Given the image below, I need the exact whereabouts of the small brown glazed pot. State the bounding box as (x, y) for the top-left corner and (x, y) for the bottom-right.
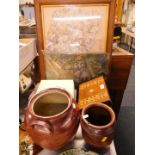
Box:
(24, 88), (80, 149)
(81, 103), (116, 148)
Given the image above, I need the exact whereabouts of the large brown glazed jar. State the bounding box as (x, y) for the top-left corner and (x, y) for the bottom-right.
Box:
(81, 103), (116, 148)
(24, 88), (80, 149)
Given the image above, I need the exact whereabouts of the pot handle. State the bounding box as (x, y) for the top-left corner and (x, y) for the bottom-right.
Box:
(30, 120), (53, 135)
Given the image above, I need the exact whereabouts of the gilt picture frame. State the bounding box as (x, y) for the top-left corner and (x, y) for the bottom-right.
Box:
(41, 4), (109, 54)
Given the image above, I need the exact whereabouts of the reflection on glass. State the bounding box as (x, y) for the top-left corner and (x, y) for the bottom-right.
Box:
(53, 16), (101, 21)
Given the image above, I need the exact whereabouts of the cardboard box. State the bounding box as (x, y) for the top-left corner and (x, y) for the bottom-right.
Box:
(19, 38), (37, 74)
(36, 80), (75, 98)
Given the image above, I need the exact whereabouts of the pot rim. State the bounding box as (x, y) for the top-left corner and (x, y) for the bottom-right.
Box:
(81, 103), (115, 129)
(28, 88), (72, 119)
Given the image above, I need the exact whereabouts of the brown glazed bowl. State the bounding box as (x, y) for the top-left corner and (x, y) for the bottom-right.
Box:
(80, 103), (116, 148)
(24, 88), (80, 149)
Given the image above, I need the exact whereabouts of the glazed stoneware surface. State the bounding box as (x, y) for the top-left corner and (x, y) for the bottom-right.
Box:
(81, 103), (116, 148)
(25, 88), (80, 149)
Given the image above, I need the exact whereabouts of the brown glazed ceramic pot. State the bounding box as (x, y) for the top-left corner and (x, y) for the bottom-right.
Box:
(24, 88), (80, 149)
(81, 103), (116, 148)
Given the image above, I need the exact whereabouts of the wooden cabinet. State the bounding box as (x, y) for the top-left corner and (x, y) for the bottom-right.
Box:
(107, 47), (134, 117)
